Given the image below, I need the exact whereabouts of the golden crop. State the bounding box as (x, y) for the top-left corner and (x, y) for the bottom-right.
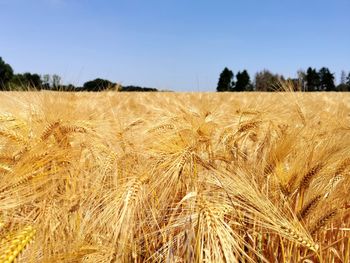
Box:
(0, 90), (349, 262)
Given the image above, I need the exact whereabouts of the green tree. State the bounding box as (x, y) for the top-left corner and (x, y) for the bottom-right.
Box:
(340, 70), (347, 84)
(337, 72), (350, 91)
(234, 70), (250, 91)
(27, 73), (42, 88)
(120, 85), (157, 92)
(42, 74), (51, 89)
(346, 73), (350, 86)
(0, 57), (14, 90)
(217, 67), (233, 92)
(336, 83), (349, 91)
(305, 67), (320, 91)
(11, 73), (42, 90)
(318, 67), (335, 91)
(52, 74), (61, 90)
(83, 78), (114, 91)
(297, 70), (307, 91)
(254, 70), (282, 91)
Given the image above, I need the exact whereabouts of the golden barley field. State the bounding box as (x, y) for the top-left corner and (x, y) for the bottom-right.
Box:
(0, 90), (349, 263)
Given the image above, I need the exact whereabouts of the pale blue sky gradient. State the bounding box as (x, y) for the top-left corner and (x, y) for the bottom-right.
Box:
(0, 0), (349, 91)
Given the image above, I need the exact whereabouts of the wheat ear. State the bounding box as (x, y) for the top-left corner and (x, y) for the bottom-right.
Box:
(297, 195), (322, 220)
(300, 164), (323, 190)
(310, 209), (337, 235)
(279, 225), (319, 252)
(0, 129), (26, 144)
(41, 121), (60, 141)
(0, 226), (36, 263)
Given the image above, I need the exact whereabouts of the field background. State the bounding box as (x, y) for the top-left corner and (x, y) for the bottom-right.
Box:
(0, 91), (349, 262)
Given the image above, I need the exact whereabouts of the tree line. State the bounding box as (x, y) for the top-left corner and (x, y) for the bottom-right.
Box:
(217, 67), (350, 92)
(1, 56), (349, 92)
(0, 57), (158, 92)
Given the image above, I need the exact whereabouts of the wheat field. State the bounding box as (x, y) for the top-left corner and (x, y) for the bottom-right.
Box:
(0, 90), (349, 262)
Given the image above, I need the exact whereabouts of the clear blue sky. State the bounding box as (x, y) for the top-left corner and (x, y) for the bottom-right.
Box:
(1, 0), (349, 91)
